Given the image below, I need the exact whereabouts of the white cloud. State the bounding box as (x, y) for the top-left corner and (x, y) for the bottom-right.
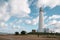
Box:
(45, 15), (60, 25)
(52, 22), (60, 33)
(25, 16), (39, 25)
(49, 15), (60, 19)
(9, 0), (31, 18)
(0, 22), (8, 28)
(4, 15), (10, 22)
(45, 16), (60, 33)
(0, 0), (31, 29)
(48, 20), (57, 25)
(13, 25), (19, 29)
(40, 14), (60, 33)
(12, 25), (27, 32)
(0, 2), (10, 22)
(0, 0), (31, 22)
(45, 15), (60, 26)
(0, 0), (31, 33)
(44, 16), (47, 20)
(25, 20), (31, 24)
(31, 16), (39, 25)
(55, 29), (60, 33)
(52, 21), (60, 28)
(37, 0), (60, 8)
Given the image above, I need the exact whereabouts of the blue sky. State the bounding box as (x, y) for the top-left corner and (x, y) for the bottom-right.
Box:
(0, 0), (60, 34)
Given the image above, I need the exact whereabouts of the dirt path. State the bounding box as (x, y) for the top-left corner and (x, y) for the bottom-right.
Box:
(0, 35), (60, 40)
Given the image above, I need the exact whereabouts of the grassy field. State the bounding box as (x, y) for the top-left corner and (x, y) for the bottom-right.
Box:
(0, 35), (60, 40)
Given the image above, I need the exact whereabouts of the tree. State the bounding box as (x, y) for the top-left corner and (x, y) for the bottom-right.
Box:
(15, 32), (19, 35)
(21, 31), (26, 35)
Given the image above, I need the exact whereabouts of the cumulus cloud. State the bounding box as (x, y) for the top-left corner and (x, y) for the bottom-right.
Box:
(25, 16), (39, 25)
(45, 15), (60, 33)
(0, 0), (31, 22)
(55, 29), (60, 33)
(37, 0), (60, 8)
(49, 15), (60, 19)
(0, 2), (10, 22)
(52, 21), (60, 29)
(46, 15), (60, 24)
(9, 0), (31, 17)
(49, 20), (60, 33)
(0, 22), (8, 28)
(31, 16), (39, 25)
(25, 20), (31, 24)
(0, 0), (31, 25)
(0, 0), (31, 33)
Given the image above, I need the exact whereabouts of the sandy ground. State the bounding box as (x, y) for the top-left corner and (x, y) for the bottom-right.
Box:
(0, 35), (60, 40)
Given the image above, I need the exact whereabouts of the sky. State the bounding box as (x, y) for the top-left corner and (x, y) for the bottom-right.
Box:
(0, 0), (60, 34)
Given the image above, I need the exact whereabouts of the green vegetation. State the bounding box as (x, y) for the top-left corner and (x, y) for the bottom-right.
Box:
(14, 31), (60, 36)
(21, 31), (26, 35)
(28, 32), (60, 35)
(15, 32), (19, 35)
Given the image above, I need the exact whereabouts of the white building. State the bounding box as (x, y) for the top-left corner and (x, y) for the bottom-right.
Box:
(38, 7), (44, 32)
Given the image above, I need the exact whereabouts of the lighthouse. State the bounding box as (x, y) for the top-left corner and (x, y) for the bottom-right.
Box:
(38, 7), (44, 32)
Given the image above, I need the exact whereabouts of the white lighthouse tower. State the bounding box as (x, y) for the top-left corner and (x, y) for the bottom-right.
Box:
(38, 7), (44, 32)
